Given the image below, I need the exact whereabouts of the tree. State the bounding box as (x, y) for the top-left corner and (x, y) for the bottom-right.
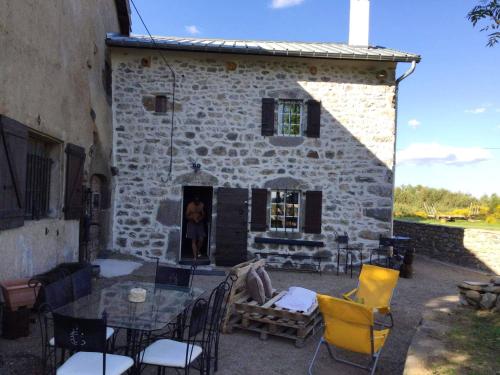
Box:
(467, 0), (500, 47)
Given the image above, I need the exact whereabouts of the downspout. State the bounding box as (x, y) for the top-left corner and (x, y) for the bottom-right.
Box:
(391, 60), (417, 235)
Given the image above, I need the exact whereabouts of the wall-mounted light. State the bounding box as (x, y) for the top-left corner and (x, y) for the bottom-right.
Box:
(191, 162), (201, 173)
(375, 70), (387, 80)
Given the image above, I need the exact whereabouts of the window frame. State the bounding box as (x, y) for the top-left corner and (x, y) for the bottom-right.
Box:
(270, 189), (301, 233)
(276, 100), (303, 137)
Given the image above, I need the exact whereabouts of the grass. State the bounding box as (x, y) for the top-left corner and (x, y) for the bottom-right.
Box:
(396, 217), (500, 231)
(432, 309), (500, 375)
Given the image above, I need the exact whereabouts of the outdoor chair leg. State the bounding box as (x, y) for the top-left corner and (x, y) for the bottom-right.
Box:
(336, 250), (340, 275)
(308, 337), (323, 375)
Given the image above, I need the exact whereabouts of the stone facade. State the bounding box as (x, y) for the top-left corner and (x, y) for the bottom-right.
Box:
(110, 49), (399, 270)
(394, 220), (500, 274)
(0, 1), (127, 280)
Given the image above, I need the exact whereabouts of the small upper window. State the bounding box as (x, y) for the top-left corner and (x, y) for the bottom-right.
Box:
(155, 95), (168, 113)
(277, 100), (302, 136)
(270, 190), (300, 232)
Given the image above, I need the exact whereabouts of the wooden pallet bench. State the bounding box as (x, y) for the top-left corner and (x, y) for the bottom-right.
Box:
(222, 258), (322, 347)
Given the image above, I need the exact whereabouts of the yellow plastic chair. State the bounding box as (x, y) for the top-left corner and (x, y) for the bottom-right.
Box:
(343, 264), (399, 327)
(308, 294), (390, 375)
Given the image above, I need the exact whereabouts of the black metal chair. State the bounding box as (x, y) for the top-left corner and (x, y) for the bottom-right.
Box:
(155, 260), (196, 289)
(52, 312), (133, 375)
(140, 297), (210, 375)
(369, 236), (394, 267)
(201, 279), (232, 374)
(335, 232), (349, 276)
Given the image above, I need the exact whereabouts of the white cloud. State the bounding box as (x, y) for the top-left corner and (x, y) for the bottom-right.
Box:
(270, 0), (304, 9)
(185, 25), (200, 35)
(465, 107), (486, 114)
(397, 143), (492, 166)
(407, 119), (420, 129)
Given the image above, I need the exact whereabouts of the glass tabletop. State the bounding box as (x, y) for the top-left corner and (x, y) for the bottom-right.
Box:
(54, 281), (204, 332)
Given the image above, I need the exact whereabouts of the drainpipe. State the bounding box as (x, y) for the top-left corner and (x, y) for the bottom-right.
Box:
(391, 60), (417, 235)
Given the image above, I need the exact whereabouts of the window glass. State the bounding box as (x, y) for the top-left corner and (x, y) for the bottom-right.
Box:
(277, 100), (302, 136)
(270, 189), (300, 232)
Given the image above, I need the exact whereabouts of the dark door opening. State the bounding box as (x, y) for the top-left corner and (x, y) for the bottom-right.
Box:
(181, 186), (213, 262)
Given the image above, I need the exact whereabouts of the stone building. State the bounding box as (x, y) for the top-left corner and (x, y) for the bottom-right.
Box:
(107, 29), (420, 270)
(0, 0), (130, 280)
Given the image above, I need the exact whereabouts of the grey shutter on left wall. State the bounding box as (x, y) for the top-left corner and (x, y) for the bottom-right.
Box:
(306, 100), (321, 138)
(64, 144), (86, 220)
(261, 98), (275, 136)
(304, 191), (322, 234)
(0, 115), (28, 230)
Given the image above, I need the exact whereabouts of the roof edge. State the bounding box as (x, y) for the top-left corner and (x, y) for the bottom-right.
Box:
(105, 34), (421, 63)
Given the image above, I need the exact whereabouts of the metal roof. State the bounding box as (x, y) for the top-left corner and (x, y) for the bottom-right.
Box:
(106, 33), (421, 63)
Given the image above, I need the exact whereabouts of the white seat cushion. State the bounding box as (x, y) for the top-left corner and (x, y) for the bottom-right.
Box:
(56, 352), (133, 375)
(140, 339), (203, 368)
(49, 327), (114, 346)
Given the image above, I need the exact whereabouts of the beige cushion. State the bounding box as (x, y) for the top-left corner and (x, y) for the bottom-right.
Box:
(246, 268), (266, 304)
(256, 266), (273, 299)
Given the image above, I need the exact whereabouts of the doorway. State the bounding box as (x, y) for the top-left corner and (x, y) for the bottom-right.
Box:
(180, 186), (213, 262)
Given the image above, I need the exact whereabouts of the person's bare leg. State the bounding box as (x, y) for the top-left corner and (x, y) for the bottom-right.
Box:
(192, 239), (198, 258)
(197, 238), (204, 257)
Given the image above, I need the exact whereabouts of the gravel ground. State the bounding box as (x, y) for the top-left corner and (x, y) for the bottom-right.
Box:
(0, 257), (491, 375)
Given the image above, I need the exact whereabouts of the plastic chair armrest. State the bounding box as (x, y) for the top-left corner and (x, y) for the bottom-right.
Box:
(343, 288), (357, 301)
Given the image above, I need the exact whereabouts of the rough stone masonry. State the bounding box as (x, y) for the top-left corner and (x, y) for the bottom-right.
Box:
(110, 49), (398, 270)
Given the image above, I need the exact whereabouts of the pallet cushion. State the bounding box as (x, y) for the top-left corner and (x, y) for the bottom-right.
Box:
(256, 266), (273, 298)
(246, 268), (266, 304)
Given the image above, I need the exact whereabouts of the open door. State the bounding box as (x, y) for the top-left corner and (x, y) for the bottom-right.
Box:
(215, 187), (248, 266)
(180, 186), (213, 263)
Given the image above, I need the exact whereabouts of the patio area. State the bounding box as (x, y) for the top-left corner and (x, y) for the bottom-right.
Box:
(0, 256), (490, 375)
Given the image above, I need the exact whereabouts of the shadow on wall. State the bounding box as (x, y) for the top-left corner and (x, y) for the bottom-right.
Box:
(112, 54), (398, 262)
(394, 220), (500, 274)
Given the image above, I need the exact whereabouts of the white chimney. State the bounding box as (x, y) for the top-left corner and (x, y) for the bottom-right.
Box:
(349, 0), (370, 46)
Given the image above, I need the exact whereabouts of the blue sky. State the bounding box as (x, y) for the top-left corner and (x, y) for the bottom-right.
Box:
(130, 0), (500, 197)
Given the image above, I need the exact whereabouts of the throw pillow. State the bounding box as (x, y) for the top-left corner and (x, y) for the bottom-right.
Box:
(246, 268), (266, 305)
(256, 266), (273, 299)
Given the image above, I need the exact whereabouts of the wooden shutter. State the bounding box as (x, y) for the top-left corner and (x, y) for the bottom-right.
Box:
(304, 191), (322, 234)
(261, 98), (275, 136)
(64, 144), (85, 220)
(250, 189), (267, 231)
(215, 188), (248, 266)
(0, 115), (28, 230)
(306, 100), (321, 138)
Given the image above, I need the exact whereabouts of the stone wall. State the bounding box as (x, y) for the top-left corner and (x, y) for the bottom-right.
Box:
(0, 1), (122, 280)
(394, 220), (500, 274)
(110, 49), (398, 269)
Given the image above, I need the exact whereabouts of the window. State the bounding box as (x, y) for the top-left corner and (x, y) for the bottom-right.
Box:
(277, 100), (302, 136)
(155, 95), (168, 113)
(270, 190), (300, 232)
(25, 136), (53, 220)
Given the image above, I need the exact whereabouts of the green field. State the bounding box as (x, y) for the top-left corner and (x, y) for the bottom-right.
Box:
(396, 217), (500, 231)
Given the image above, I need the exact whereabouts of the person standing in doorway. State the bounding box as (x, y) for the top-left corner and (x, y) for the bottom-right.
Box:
(185, 195), (206, 259)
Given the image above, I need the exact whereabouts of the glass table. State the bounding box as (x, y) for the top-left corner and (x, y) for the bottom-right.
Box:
(54, 281), (204, 373)
(54, 281), (204, 331)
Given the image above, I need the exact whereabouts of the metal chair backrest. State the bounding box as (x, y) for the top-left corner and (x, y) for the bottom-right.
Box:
(317, 294), (376, 355)
(182, 298), (209, 367)
(356, 264), (399, 309)
(335, 232), (349, 250)
(379, 236), (394, 248)
(206, 280), (231, 337)
(71, 265), (92, 300)
(155, 260), (195, 288)
(53, 312), (108, 373)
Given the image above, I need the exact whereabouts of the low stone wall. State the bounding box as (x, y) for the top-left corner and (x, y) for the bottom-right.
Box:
(394, 220), (500, 274)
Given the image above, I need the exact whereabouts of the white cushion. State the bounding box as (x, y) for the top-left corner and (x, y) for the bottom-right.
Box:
(56, 352), (133, 375)
(140, 339), (203, 368)
(49, 327), (114, 346)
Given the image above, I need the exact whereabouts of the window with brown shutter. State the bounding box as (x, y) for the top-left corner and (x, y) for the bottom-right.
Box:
(261, 98), (275, 136)
(306, 100), (321, 138)
(251, 188), (268, 231)
(64, 144), (86, 220)
(0, 115), (28, 230)
(304, 190), (322, 233)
